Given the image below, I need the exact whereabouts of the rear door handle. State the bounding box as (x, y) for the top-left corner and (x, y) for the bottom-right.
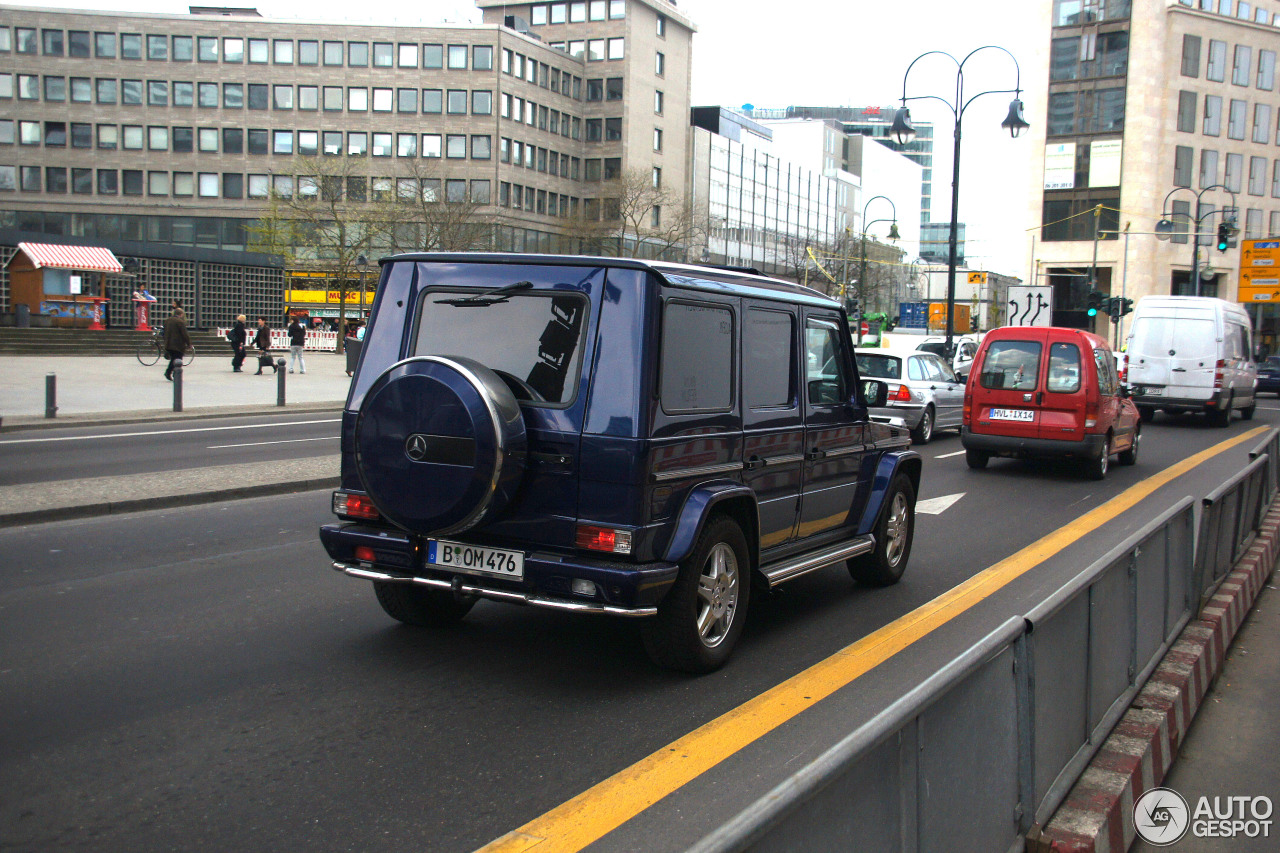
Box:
(745, 455), (765, 470)
(805, 448), (826, 461)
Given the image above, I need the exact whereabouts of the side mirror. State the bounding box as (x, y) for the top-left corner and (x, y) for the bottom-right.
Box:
(861, 379), (888, 408)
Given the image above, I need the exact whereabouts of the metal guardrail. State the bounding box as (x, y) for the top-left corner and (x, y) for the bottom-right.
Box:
(690, 429), (1279, 853)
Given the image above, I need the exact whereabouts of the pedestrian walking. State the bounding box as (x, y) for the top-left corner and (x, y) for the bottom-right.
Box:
(228, 314), (247, 372)
(253, 316), (277, 375)
(287, 316), (307, 374)
(161, 307), (190, 381)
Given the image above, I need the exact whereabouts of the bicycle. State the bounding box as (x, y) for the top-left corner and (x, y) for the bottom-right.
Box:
(136, 330), (195, 366)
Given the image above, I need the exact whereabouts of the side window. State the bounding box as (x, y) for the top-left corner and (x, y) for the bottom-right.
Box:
(804, 319), (849, 405)
(907, 356), (927, 382)
(1093, 348), (1116, 396)
(980, 340), (1042, 390)
(660, 300), (734, 413)
(744, 307), (795, 409)
(1046, 342), (1082, 393)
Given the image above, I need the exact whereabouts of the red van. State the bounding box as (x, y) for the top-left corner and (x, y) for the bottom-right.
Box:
(961, 326), (1140, 479)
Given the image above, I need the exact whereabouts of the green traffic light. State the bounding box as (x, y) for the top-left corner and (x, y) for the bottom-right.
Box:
(1087, 307), (1098, 317)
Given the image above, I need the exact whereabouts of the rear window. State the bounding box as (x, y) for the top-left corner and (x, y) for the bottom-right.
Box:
(856, 353), (902, 380)
(661, 300), (734, 413)
(916, 341), (946, 357)
(1046, 342), (1081, 393)
(414, 291), (588, 405)
(980, 340), (1042, 390)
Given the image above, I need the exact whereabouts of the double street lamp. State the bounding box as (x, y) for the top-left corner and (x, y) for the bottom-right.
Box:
(856, 196), (899, 341)
(892, 46), (1030, 355)
(1154, 184), (1238, 297)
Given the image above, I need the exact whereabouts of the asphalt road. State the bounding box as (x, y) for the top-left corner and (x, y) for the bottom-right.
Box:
(0, 412), (343, 487)
(0, 405), (1276, 852)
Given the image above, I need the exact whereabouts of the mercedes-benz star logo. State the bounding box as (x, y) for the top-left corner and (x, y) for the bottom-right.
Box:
(405, 434), (430, 462)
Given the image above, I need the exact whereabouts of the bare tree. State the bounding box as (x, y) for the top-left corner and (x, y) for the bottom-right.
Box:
(599, 168), (706, 260)
(388, 159), (493, 252)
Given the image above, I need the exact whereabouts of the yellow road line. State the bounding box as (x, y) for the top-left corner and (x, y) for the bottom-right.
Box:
(478, 426), (1268, 853)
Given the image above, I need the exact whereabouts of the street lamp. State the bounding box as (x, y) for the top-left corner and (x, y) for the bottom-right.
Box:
(857, 195), (899, 342)
(1155, 184), (1238, 297)
(892, 46), (1029, 356)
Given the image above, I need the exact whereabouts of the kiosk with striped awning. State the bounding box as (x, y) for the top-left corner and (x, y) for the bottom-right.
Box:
(6, 242), (123, 329)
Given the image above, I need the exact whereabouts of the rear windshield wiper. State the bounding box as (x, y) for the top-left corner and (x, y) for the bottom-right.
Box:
(434, 280), (532, 306)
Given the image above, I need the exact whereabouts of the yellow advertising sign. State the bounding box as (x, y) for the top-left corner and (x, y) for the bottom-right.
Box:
(967, 271), (988, 284)
(286, 288), (374, 305)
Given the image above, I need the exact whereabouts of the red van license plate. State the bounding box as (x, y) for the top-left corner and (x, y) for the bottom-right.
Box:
(989, 408), (1035, 422)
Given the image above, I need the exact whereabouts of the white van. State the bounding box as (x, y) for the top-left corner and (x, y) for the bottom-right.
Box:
(1124, 296), (1257, 426)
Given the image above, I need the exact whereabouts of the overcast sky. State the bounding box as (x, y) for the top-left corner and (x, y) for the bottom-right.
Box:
(13, 0), (1045, 275)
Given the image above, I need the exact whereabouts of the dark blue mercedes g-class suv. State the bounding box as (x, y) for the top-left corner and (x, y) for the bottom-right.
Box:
(321, 254), (921, 672)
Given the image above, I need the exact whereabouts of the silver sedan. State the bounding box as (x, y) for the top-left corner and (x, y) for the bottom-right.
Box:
(855, 348), (965, 444)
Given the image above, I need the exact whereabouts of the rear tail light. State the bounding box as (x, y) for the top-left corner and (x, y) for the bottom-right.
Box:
(333, 491), (380, 521)
(575, 524), (633, 555)
(891, 383), (912, 402)
(1213, 359), (1226, 391)
(354, 546), (376, 563)
(1085, 394), (1099, 429)
(963, 391), (972, 422)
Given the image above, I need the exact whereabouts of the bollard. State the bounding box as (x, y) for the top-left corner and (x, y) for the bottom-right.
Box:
(173, 364), (183, 412)
(276, 358), (287, 406)
(45, 373), (57, 419)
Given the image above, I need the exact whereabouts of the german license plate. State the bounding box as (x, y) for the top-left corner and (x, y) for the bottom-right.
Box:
(1144, 387), (1163, 396)
(989, 408), (1034, 422)
(427, 539), (524, 580)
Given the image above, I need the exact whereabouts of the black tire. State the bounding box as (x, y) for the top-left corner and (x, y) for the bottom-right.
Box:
(1209, 398), (1232, 428)
(965, 449), (990, 469)
(848, 472), (915, 587)
(1117, 426), (1140, 466)
(136, 341), (160, 366)
(911, 406), (935, 445)
(1086, 436), (1110, 480)
(1242, 401), (1255, 421)
(1137, 405), (1157, 422)
(642, 516), (750, 674)
(373, 581), (476, 626)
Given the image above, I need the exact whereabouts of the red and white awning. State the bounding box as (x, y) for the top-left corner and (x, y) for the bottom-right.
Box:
(14, 242), (124, 273)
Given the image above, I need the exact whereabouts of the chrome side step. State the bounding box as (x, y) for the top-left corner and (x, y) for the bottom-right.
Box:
(761, 536), (876, 588)
(332, 562), (658, 617)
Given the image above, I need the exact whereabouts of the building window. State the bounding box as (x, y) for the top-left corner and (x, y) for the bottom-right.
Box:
(197, 36), (216, 61)
(446, 134), (466, 158)
(606, 77), (623, 100)
(146, 34), (166, 61)
(198, 82), (217, 107)
(248, 128), (268, 154)
(605, 118), (622, 141)
(1246, 208), (1263, 239)
(396, 133), (417, 157)
(1232, 45), (1252, 86)
(322, 131), (341, 155)
(97, 124), (118, 149)
(148, 80), (168, 106)
(172, 126), (192, 152)
(587, 79), (603, 101)
(323, 86), (343, 111)
(248, 38), (269, 64)
(424, 43), (444, 69)
(122, 170), (143, 196)
(323, 41), (343, 65)
(347, 132), (367, 156)
(610, 0), (625, 18)
(474, 45), (494, 71)
(274, 39), (294, 65)
(43, 29), (64, 57)
(1200, 149), (1219, 188)
(447, 179), (467, 203)
(654, 90), (664, 113)
(1206, 39), (1227, 82)
(1174, 146), (1193, 187)
(422, 134), (442, 157)
(122, 80), (143, 105)
(223, 37), (243, 63)
(299, 86), (318, 110)
(1169, 199), (1190, 244)
(1272, 160), (1280, 197)
(223, 83), (243, 109)
(1259, 49), (1276, 91)
(373, 88), (393, 112)
(247, 83), (268, 110)
(97, 169), (117, 194)
(248, 174), (269, 198)
(473, 90), (492, 114)
(655, 52), (665, 76)
(172, 35), (192, 61)
(587, 39), (604, 61)
(349, 88), (368, 111)
(373, 42), (393, 67)
(173, 172), (194, 197)
(299, 41), (318, 65)
(223, 173), (243, 198)
(570, 2), (587, 22)
(372, 132), (391, 156)
(607, 38), (624, 60)
(1228, 99), (1247, 139)
(201, 128), (221, 151)
(97, 32), (117, 58)
(448, 44), (468, 69)
(173, 81), (193, 107)
(653, 128), (663, 151)
(1255, 104), (1272, 143)
(398, 43), (418, 67)
(44, 76), (66, 102)
(45, 167), (68, 193)
(1249, 155), (1267, 195)
(586, 118), (602, 141)
(148, 171), (169, 196)
(590, 0), (607, 21)
(349, 42), (369, 67)
(1204, 94), (1222, 136)
(472, 134), (492, 159)
(422, 89), (443, 114)
(147, 126), (168, 150)
(398, 88), (418, 113)
(1225, 152), (1243, 192)
(298, 131), (318, 155)
(447, 89), (468, 114)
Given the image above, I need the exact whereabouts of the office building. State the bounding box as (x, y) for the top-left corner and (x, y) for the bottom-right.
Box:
(0, 0), (693, 327)
(1028, 0), (1280, 343)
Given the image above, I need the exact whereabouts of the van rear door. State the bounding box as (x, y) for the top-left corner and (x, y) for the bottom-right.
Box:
(970, 329), (1050, 440)
(1128, 307), (1217, 400)
(1037, 334), (1088, 442)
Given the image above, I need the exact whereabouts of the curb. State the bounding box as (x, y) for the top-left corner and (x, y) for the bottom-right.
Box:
(0, 402), (345, 433)
(0, 475), (340, 528)
(1030, 506), (1280, 852)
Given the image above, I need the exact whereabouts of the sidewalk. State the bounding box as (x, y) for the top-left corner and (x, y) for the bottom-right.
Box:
(0, 352), (353, 427)
(0, 353), (351, 525)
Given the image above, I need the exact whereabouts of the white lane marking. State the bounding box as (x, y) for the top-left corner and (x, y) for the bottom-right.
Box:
(0, 418), (342, 445)
(916, 493), (965, 515)
(207, 436), (340, 449)
(934, 450), (967, 459)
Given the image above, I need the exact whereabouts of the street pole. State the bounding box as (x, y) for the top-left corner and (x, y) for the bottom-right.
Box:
(1118, 222), (1130, 350)
(1192, 197), (1202, 298)
(945, 119), (962, 357)
(1090, 204), (1102, 334)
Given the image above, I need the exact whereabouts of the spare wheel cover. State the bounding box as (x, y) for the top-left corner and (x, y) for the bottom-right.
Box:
(355, 356), (527, 536)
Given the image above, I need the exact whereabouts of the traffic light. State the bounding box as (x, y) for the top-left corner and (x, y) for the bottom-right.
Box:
(1118, 297), (1134, 317)
(1105, 296), (1121, 322)
(1086, 290), (1104, 317)
(1217, 222), (1231, 252)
